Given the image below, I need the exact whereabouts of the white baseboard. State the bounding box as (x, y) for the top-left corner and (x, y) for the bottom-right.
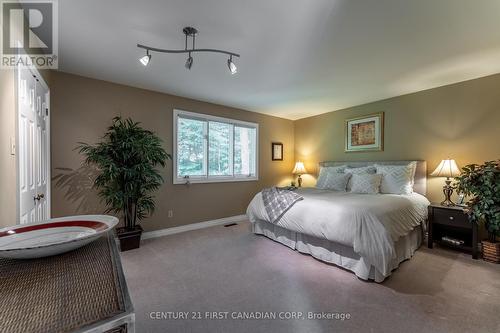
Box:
(142, 214), (247, 240)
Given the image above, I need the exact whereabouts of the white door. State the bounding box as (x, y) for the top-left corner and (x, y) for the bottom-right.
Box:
(17, 67), (50, 224)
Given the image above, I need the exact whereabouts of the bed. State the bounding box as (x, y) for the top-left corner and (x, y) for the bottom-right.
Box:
(246, 160), (430, 282)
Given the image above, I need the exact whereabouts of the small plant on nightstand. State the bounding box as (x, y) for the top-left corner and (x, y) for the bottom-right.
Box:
(455, 160), (500, 263)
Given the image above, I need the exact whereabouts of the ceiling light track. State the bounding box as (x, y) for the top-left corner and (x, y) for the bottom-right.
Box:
(137, 44), (240, 58)
(138, 26), (239, 74)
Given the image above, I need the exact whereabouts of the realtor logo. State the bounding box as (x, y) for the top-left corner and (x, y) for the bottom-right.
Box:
(1, 0), (58, 69)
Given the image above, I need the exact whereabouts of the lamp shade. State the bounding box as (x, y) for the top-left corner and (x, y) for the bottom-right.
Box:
(430, 159), (461, 178)
(292, 162), (307, 174)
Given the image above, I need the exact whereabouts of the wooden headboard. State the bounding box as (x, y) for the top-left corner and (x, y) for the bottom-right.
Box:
(318, 160), (427, 196)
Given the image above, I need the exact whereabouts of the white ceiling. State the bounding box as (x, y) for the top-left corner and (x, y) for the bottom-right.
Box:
(58, 0), (500, 120)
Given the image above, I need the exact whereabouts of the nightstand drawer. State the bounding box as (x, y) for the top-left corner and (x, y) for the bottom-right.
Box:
(433, 208), (469, 228)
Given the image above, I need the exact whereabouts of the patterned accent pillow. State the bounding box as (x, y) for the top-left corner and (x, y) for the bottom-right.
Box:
(344, 166), (376, 174)
(375, 162), (417, 195)
(350, 174), (383, 194)
(316, 166), (346, 188)
(320, 173), (351, 191)
(344, 165), (376, 190)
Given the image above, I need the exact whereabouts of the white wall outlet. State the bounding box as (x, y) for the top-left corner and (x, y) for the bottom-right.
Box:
(168, 210), (173, 218)
(10, 137), (15, 155)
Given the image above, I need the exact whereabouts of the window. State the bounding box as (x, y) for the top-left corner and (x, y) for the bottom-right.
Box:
(174, 109), (258, 184)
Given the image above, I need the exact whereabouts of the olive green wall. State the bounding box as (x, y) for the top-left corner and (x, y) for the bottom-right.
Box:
(294, 73), (500, 202)
(50, 71), (294, 232)
(49, 71), (500, 232)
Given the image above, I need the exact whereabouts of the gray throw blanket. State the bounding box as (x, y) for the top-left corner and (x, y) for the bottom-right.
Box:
(262, 187), (303, 224)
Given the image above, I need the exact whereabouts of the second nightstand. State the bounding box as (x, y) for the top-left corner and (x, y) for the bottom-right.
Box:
(428, 203), (478, 259)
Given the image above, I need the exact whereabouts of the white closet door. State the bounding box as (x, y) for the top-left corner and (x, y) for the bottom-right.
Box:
(34, 80), (49, 221)
(18, 68), (50, 224)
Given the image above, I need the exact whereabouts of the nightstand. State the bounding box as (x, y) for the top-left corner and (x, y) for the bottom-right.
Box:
(428, 203), (479, 259)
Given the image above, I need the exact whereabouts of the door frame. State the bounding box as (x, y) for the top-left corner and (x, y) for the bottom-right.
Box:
(15, 64), (51, 224)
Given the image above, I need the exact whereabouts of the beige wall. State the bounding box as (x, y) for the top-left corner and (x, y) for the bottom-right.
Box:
(295, 73), (500, 202)
(0, 12), (18, 228)
(0, 67), (17, 228)
(50, 71), (294, 231)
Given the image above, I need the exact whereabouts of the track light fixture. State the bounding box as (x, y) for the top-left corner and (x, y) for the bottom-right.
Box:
(185, 52), (193, 70)
(227, 55), (237, 75)
(139, 50), (151, 66)
(138, 27), (240, 74)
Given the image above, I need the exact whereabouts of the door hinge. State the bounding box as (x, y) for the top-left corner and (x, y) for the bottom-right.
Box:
(45, 108), (49, 116)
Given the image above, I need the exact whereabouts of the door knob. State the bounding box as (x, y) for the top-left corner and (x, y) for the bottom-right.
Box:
(34, 193), (45, 201)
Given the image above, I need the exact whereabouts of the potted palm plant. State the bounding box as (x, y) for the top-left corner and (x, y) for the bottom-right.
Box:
(78, 117), (171, 251)
(455, 160), (500, 263)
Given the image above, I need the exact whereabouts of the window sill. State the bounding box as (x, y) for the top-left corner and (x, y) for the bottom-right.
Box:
(173, 177), (259, 185)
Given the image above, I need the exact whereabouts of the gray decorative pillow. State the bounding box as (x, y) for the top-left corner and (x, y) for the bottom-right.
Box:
(350, 174), (383, 194)
(344, 165), (376, 190)
(344, 166), (376, 174)
(320, 173), (351, 191)
(316, 166), (346, 188)
(375, 162), (417, 195)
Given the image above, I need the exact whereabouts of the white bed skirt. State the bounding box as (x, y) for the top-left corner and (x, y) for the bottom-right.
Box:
(251, 219), (422, 282)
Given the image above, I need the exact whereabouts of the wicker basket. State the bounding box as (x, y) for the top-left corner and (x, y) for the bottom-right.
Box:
(482, 241), (500, 263)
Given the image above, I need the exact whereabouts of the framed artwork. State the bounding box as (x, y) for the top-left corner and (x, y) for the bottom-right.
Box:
(271, 142), (283, 161)
(345, 112), (384, 152)
(456, 193), (466, 206)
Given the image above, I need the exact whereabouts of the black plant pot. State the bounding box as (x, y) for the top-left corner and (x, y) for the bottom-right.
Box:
(116, 225), (143, 252)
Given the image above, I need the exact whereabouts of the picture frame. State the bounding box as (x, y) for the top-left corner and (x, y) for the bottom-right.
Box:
(345, 112), (384, 152)
(456, 193), (466, 206)
(271, 142), (283, 161)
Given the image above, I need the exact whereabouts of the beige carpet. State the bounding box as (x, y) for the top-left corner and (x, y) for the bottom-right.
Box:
(120, 221), (500, 333)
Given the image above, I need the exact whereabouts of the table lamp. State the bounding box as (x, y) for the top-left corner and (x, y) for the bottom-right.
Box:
(292, 162), (307, 187)
(430, 159), (461, 206)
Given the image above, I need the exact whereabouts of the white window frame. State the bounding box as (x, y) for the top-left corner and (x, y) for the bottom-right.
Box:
(173, 109), (259, 184)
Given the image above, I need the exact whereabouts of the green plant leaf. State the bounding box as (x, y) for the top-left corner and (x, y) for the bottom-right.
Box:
(454, 159), (500, 239)
(77, 116), (171, 229)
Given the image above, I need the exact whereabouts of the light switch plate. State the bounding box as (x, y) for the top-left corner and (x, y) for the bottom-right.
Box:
(10, 137), (15, 155)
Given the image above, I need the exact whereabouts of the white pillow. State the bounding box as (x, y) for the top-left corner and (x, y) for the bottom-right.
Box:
(350, 174), (382, 194)
(375, 162), (417, 195)
(319, 173), (351, 191)
(316, 166), (346, 188)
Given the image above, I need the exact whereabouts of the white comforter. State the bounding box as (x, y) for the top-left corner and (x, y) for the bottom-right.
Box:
(246, 188), (430, 276)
